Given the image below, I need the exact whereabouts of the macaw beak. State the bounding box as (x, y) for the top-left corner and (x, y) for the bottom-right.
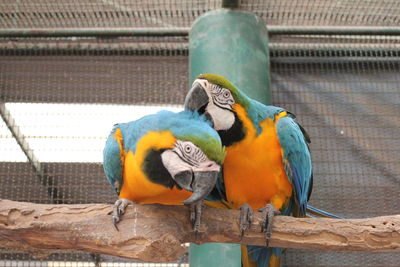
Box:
(174, 170), (219, 204)
(184, 82), (210, 112)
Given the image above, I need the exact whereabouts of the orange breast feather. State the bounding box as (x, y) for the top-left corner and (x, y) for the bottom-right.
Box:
(119, 131), (192, 205)
(223, 105), (292, 210)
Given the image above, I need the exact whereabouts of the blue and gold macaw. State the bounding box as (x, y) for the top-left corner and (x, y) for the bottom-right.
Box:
(185, 74), (338, 266)
(103, 110), (225, 232)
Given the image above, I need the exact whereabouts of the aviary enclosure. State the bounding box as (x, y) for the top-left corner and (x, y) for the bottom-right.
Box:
(0, 0), (399, 266)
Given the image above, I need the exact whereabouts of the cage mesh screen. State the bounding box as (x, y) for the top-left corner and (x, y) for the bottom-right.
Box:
(1, 0), (400, 28)
(270, 34), (400, 266)
(1, 1), (400, 267)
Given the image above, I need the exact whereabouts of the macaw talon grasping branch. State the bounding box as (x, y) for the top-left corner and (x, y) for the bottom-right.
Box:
(239, 203), (253, 239)
(259, 204), (281, 247)
(112, 198), (134, 231)
(190, 201), (203, 236)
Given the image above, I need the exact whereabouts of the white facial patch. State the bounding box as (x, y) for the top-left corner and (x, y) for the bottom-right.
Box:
(206, 101), (235, 131)
(161, 141), (221, 177)
(193, 79), (236, 131)
(161, 149), (191, 178)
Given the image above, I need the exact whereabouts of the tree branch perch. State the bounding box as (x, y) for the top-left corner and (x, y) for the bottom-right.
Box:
(0, 199), (399, 262)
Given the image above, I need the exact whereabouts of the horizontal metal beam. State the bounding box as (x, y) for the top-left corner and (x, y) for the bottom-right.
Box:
(0, 27), (190, 38)
(269, 43), (400, 53)
(268, 26), (400, 35)
(1, 41), (399, 56)
(1, 26), (400, 38)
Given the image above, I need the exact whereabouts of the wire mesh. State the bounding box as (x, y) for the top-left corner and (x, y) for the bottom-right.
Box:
(0, 38), (189, 266)
(0, 38), (188, 104)
(0, 1), (400, 267)
(269, 34), (400, 266)
(271, 34), (400, 216)
(243, 0), (400, 27)
(1, 0), (400, 29)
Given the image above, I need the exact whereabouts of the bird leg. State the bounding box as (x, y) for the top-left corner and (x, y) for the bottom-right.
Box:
(112, 198), (134, 231)
(239, 203), (253, 239)
(189, 201), (203, 237)
(259, 203), (281, 246)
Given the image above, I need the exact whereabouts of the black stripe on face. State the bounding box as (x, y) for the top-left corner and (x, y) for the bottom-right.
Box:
(142, 149), (176, 189)
(213, 100), (233, 111)
(174, 143), (199, 167)
(172, 150), (195, 167)
(217, 112), (246, 147)
(210, 84), (234, 107)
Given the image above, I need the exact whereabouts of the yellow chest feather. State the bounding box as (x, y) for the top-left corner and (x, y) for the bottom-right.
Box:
(223, 106), (292, 210)
(118, 131), (192, 205)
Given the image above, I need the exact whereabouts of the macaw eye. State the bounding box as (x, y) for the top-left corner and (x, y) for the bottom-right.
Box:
(223, 91), (231, 98)
(184, 145), (192, 154)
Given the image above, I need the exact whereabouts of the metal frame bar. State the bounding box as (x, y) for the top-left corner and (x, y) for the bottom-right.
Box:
(0, 102), (62, 203)
(0, 28), (190, 38)
(1, 26), (400, 38)
(0, 103), (43, 175)
(268, 26), (400, 35)
(1, 42), (399, 58)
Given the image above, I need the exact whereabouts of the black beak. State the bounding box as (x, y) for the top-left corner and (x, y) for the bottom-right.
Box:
(184, 82), (210, 112)
(174, 171), (219, 204)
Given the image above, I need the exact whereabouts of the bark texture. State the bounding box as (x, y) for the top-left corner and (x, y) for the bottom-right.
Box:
(0, 199), (399, 262)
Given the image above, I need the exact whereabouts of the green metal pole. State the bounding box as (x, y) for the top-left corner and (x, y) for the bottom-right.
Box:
(189, 9), (271, 104)
(188, 9), (271, 267)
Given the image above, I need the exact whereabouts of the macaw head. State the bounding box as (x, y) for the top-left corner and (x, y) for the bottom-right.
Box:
(142, 111), (225, 204)
(184, 73), (250, 146)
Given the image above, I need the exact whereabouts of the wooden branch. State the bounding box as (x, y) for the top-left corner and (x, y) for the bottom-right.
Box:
(0, 199), (399, 262)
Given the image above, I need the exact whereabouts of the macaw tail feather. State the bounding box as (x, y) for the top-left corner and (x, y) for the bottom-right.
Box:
(306, 205), (343, 219)
(242, 245), (282, 267)
(241, 245), (257, 267)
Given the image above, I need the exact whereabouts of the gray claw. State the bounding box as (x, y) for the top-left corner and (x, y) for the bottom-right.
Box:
(112, 198), (133, 231)
(239, 203), (253, 239)
(259, 203), (281, 246)
(189, 202), (203, 239)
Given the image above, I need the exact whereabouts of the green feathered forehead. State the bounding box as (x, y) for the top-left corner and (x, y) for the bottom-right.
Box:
(197, 73), (249, 108)
(180, 134), (226, 165)
(197, 73), (238, 94)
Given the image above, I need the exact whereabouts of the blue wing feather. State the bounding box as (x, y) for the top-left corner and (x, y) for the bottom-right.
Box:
(276, 115), (313, 217)
(103, 126), (124, 195)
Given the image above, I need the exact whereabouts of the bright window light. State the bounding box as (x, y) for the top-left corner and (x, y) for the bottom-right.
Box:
(0, 103), (182, 163)
(0, 118), (28, 162)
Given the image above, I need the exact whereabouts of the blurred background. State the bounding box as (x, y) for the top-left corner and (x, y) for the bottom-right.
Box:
(0, 0), (399, 266)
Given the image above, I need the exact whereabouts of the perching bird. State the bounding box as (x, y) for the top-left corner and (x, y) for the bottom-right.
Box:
(103, 110), (225, 232)
(185, 73), (314, 267)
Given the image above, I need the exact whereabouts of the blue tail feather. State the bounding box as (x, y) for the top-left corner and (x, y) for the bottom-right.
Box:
(306, 205), (343, 219)
(247, 246), (281, 267)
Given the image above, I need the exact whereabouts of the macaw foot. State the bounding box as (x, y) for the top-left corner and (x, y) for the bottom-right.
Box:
(112, 198), (134, 231)
(239, 203), (253, 239)
(189, 201), (203, 238)
(259, 203), (281, 246)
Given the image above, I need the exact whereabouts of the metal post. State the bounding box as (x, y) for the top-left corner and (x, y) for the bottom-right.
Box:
(188, 9), (271, 266)
(0, 103), (63, 203)
(189, 9), (271, 104)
